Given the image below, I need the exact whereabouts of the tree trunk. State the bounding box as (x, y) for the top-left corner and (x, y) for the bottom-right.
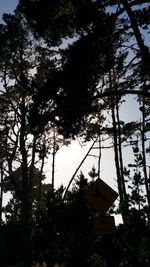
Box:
(19, 97), (32, 266)
(52, 130), (56, 193)
(29, 134), (37, 211)
(0, 162), (4, 228)
(116, 102), (127, 198)
(141, 100), (150, 212)
(109, 71), (124, 205)
(97, 136), (101, 179)
(121, 0), (148, 62)
(38, 152), (45, 210)
(111, 100), (124, 204)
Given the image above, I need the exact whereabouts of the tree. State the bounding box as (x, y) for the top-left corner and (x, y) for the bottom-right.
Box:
(1, 2), (150, 265)
(18, 0), (117, 138)
(0, 128), (6, 228)
(3, 166), (48, 217)
(0, 10), (63, 266)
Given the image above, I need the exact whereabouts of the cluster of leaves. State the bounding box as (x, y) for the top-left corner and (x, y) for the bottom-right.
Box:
(17, 0), (118, 137)
(1, 172), (150, 267)
(0, 0), (150, 266)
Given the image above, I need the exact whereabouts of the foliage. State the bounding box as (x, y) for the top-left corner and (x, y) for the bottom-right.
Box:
(1, 171), (150, 266)
(0, 1), (150, 266)
(18, 0), (118, 137)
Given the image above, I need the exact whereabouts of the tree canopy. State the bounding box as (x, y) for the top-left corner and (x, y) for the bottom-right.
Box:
(0, 1), (150, 266)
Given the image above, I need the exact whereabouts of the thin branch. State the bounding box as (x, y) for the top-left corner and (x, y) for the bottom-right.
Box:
(63, 138), (98, 199)
(93, 145), (114, 149)
(115, 0), (150, 17)
(97, 136), (101, 179)
(94, 89), (150, 100)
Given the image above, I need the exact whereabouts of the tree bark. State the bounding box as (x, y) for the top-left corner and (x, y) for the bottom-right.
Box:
(141, 100), (150, 211)
(121, 0), (149, 62)
(38, 151), (45, 210)
(0, 162), (4, 228)
(109, 71), (124, 204)
(116, 102), (127, 198)
(19, 97), (32, 267)
(111, 100), (124, 204)
(52, 130), (56, 193)
(97, 136), (101, 179)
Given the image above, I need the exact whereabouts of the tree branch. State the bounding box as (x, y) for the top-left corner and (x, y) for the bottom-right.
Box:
(63, 138), (98, 199)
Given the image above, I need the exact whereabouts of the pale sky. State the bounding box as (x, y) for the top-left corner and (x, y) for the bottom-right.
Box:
(1, 0), (147, 225)
(0, 0), (118, 190)
(0, 0), (141, 190)
(0, 0), (18, 20)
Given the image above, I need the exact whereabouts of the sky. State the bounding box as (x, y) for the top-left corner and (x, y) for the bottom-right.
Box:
(0, 0), (140, 184)
(0, 0), (148, 225)
(0, 0), (18, 19)
(0, 0), (118, 190)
